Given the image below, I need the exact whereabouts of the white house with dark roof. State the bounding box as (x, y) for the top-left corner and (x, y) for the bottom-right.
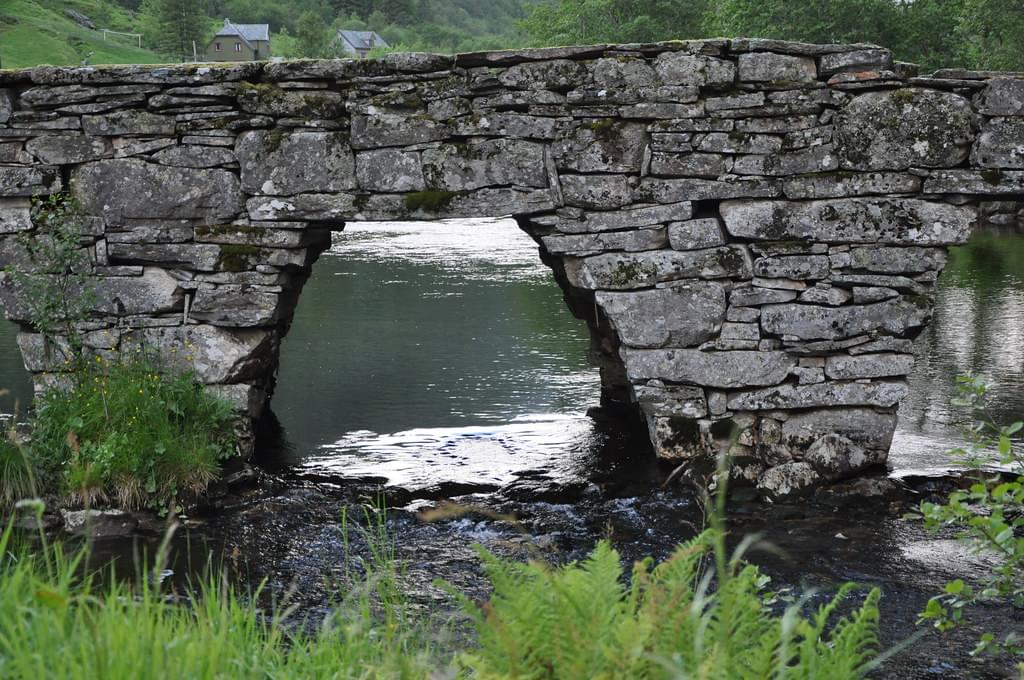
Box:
(205, 18), (271, 62)
(337, 30), (389, 58)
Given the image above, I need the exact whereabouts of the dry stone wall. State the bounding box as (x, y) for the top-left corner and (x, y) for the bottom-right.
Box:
(1, 40), (1022, 499)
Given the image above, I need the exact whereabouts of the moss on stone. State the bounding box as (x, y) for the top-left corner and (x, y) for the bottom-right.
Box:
(239, 81), (285, 105)
(403, 190), (465, 213)
(609, 259), (658, 287)
(218, 244), (263, 272)
(581, 118), (621, 141)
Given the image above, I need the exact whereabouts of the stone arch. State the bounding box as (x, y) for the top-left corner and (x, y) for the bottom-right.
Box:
(1, 41), (1022, 498)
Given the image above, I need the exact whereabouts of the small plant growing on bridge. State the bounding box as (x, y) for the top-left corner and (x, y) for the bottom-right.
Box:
(918, 375), (1024, 670)
(6, 194), (96, 368)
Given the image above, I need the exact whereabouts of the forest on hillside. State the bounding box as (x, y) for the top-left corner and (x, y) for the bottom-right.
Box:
(3, 0), (1022, 71)
(130, 0), (1023, 71)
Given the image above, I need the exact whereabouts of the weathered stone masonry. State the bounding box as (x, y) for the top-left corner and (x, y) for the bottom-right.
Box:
(1, 40), (1023, 498)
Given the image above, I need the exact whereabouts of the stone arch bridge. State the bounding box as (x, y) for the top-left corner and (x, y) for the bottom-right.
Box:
(1, 39), (1022, 498)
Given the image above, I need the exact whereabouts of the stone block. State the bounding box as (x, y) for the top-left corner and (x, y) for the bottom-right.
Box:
(720, 198), (974, 245)
(825, 353), (915, 379)
(798, 285), (851, 306)
(923, 169), (1024, 194)
(781, 407), (897, 451)
(0, 198), (32, 233)
(237, 131), (355, 196)
(974, 78), (1024, 116)
(82, 110), (175, 136)
(697, 133), (782, 155)
(350, 113), (450, 149)
(553, 121), (649, 173)
(560, 174), (632, 209)
(25, 135), (112, 164)
(542, 227), (667, 256)
(636, 176), (781, 203)
(757, 462), (820, 500)
(498, 59), (590, 91)
(190, 284), (282, 327)
(753, 255), (830, 279)
(836, 89), (974, 170)
(93, 267), (184, 315)
(124, 325), (276, 384)
(553, 202), (693, 234)
(564, 246), (752, 289)
(737, 53), (816, 82)
(633, 383), (707, 418)
(972, 118), (1024, 169)
(782, 171), (921, 199)
(649, 152), (727, 178)
(72, 160), (242, 225)
(761, 297), (929, 340)
(151, 145), (236, 169)
(819, 49), (894, 78)
(654, 53), (735, 87)
(596, 282), (726, 348)
(622, 349), (796, 389)
(728, 380), (908, 410)
(668, 218), (726, 250)
(355, 149), (425, 192)
(423, 139), (547, 190)
(0, 165), (61, 197)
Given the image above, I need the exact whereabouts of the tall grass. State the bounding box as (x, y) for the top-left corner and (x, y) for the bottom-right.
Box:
(0, 515), (440, 679)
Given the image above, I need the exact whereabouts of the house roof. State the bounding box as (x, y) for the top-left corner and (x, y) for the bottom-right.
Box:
(337, 30), (389, 51)
(215, 18), (270, 45)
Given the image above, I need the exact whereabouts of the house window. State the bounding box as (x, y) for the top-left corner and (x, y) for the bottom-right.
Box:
(215, 42), (221, 51)
(235, 42), (242, 51)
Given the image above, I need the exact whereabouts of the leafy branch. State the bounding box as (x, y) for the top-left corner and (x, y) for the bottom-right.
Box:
(918, 375), (1024, 666)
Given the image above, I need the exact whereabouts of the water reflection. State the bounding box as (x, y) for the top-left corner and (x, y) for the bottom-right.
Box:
(895, 231), (1024, 472)
(267, 219), (605, 487)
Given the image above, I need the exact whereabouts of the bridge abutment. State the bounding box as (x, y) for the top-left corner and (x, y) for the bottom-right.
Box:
(2, 40), (1022, 498)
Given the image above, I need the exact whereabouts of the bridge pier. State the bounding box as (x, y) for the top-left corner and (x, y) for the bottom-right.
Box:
(2, 40), (1022, 498)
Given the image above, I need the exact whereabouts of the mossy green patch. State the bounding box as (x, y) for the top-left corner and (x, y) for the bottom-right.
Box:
(403, 190), (466, 213)
(218, 244), (263, 272)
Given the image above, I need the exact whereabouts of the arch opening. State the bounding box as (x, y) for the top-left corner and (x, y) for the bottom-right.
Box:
(253, 217), (652, 493)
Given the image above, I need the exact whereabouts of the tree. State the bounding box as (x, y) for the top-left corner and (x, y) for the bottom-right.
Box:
(138, 0), (207, 60)
(295, 10), (333, 58)
(520, 0), (711, 46)
(955, 0), (1024, 71)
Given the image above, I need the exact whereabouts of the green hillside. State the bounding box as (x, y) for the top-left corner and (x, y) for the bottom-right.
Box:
(0, 0), (166, 69)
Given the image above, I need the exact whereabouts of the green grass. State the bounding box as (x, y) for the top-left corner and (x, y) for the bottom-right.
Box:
(27, 356), (237, 510)
(0, 515), (441, 679)
(0, 0), (164, 69)
(0, 434), (33, 509)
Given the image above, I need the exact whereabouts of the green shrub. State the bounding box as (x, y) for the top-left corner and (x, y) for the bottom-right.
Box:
(918, 375), (1024, 667)
(457, 530), (881, 679)
(29, 356), (237, 510)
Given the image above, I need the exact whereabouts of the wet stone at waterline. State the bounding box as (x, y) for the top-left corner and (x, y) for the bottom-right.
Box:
(0, 36), (1017, 499)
